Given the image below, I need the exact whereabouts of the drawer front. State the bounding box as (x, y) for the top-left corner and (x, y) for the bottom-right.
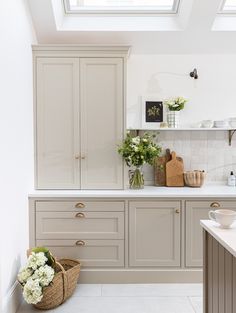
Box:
(186, 200), (236, 211)
(36, 211), (124, 240)
(36, 239), (124, 267)
(36, 201), (125, 212)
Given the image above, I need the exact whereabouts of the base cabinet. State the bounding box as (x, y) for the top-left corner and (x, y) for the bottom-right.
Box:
(186, 200), (236, 267)
(129, 201), (181, 267)
(30, 196), (236, 282)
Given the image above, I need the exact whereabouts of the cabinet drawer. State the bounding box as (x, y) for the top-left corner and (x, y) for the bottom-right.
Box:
(36, 211), (124, 240)
(186, 200), (236, 211)
(36, 201), (125, 212)
(36, 239), (124, 267)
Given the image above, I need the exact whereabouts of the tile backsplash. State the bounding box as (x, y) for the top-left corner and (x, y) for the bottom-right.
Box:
(141, 130), (236, 185)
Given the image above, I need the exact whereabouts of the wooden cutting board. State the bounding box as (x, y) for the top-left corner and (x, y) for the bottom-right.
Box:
(154, 149), (171, 186)
(166, 151), (184, 187)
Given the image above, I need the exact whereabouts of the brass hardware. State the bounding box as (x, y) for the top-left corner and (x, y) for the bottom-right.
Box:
(175, 208), (180, 214)
(210, 202), (220, 208)
(75, 212), (85, 218)
(81, 155), (86, 160)
(75, 154), (80, 160)
(75, 203), (85, 209)
(76, 240), (85, 246)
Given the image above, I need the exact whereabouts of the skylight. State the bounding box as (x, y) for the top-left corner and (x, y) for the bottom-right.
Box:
(220, 0), (236, 13)
(64, 0), (180, 14)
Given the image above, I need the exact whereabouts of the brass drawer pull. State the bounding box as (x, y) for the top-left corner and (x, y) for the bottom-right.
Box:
(210, 202), (220, 208)
(75, 212), (85, 218)
(175, 208), (180, 214)
(75, 203), (85, 209)
(76, 240), (85, 246)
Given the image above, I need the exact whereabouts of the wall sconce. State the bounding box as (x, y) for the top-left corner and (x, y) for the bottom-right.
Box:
(190, 68), (198, 79)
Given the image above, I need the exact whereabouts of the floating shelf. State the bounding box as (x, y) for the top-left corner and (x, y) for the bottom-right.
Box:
(127, 128), (236, 146)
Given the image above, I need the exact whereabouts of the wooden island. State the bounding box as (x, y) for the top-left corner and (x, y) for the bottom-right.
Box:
(201, 220), (236, 313)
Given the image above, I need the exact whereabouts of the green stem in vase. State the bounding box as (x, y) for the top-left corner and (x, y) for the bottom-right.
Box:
(130, 168), (144, 189)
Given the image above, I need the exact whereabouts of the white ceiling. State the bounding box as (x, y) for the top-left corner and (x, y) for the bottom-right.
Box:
(28, 0), (236, 54)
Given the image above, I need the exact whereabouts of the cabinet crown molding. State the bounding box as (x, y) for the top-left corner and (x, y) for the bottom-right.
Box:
(32, 44), (131, 57)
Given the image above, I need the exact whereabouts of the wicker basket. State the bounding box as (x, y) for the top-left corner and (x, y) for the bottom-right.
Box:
(33, 259), (80, 310)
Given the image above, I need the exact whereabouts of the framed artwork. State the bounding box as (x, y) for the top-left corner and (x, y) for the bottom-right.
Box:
(142, 97), (163, 129)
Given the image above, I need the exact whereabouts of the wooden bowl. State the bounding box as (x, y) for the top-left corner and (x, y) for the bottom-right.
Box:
(184, 170), (205, 188)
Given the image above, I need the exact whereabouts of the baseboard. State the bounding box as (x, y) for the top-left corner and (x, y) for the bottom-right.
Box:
(79, 269), (203, 283)
(2, 281), (22, 313)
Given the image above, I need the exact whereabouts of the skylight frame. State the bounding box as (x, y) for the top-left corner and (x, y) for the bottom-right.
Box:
(63, 0), (180, 15)
(219, 0), (236, 14)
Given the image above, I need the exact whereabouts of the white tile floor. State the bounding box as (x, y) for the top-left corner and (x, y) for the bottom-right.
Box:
(17, 284), (203, 313)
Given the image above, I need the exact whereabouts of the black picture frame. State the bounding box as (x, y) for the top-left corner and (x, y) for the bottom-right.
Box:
(145, 101), (163, 123)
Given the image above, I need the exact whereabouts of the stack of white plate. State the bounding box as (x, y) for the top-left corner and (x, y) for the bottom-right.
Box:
(229, 117), (236, 128)
(214, 120), (229, 128)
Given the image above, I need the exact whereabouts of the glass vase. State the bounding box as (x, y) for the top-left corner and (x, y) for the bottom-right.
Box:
(129, 167), (144, 189)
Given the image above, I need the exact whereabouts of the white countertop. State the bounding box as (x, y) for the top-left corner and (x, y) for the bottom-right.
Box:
(201, 220), (236, 257)
(29, 185), (236, 198)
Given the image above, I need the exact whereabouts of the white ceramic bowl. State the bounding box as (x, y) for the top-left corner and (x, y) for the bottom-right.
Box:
(230, 121), (236, 128)
(201, 120), (214, 128)
(191, 122), (202, 128)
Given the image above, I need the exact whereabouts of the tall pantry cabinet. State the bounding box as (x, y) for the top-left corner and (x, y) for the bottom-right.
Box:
(33, 46), (129, 189)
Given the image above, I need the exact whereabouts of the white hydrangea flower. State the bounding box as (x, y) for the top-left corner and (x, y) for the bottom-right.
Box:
(32, 265), (55, 287)
(23, 279), (43, 304)
(18, 267), (33, 285)
(132, 137), (140, 145)
(27, 252), (48, 270)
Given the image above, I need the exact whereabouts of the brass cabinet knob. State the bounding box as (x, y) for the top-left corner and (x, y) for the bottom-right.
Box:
(210, 202), (220, 208)
(76, 240), (85, 246)
(81, 155), (86, 160)
(75, 212), (85, 218)
(175, 208), (180, 214)
(75, 203), (85, 209)
(75, 154), (80, 160)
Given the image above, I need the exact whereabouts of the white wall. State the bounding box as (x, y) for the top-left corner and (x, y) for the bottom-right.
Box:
(127, 54), (236, 184)
(0, 1), (37, 312)
(127, 54), (236, 129)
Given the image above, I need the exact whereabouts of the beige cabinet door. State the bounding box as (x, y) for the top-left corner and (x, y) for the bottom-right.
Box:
(129, 201), (181, 267)
(36, 58), (80, 189)
(186, 200), (236, 267)
(80, 58), (124, 189)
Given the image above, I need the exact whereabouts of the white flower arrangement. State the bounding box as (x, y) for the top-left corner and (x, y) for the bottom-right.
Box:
(164, 96), (188, 111)
(18, 248), (55, 305)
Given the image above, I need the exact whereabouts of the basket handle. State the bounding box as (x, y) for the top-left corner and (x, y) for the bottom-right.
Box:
(55, 261), (68, 302)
